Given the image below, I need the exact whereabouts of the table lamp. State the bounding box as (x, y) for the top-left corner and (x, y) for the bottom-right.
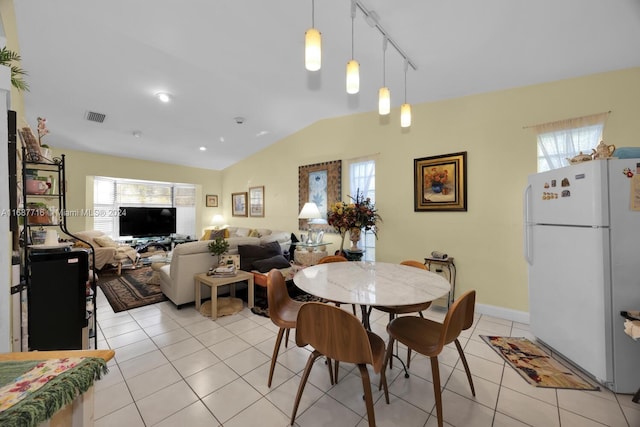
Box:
(298, 202), (322, 244)
(211, 214), (225, 229)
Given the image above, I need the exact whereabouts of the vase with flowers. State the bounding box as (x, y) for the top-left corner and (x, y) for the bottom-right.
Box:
(327, 189), (381, 254)
(424, 166), (449, 194)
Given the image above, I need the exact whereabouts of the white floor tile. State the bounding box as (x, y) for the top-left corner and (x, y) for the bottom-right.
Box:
(93, 303), (639, 427)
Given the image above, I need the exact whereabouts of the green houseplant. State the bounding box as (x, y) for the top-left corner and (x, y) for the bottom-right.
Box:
(208, 237), (229, 259)
(0, 46), (29, 91)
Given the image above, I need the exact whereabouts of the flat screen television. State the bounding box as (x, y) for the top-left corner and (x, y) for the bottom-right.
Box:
(119, 207), (177, 238)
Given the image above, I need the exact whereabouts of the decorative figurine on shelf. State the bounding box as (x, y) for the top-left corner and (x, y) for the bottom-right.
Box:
(592, 141), (616, 160)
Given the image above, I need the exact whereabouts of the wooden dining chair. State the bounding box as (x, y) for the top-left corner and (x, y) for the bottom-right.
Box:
(266, 269), (306, 388)
(291, 302), (390, 427)
(384, 290), (476, 427)
(370, 260), (432, 371)
(317, 255), (357, 316)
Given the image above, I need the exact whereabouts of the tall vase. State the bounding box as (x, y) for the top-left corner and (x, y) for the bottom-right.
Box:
(349, 227), (361, 251)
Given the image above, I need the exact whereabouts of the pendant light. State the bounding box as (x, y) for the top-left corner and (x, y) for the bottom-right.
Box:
(305, 0), (321, 71)
(378, 37), (390, 115)
(400, 59), (412, 128)
(346, 0), (359, 94)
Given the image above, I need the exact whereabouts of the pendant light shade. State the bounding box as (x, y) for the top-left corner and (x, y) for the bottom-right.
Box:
(346, 60), (360, 94)
(400, 103), (412, 128)
(378, 87), (390, 115)
(305, 0), (321, 71)
(305, 28), (322, 71)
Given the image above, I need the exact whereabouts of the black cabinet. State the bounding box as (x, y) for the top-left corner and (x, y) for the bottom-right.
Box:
(28, 250), (89, 350)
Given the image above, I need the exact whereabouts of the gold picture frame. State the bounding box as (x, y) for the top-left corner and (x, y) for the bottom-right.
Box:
(205, 194), (218, 207)
(298, 160), (342, 232)
(249, 186), (265, 217)
(414, 152), (467, 212)
(231, 192), (248, 217)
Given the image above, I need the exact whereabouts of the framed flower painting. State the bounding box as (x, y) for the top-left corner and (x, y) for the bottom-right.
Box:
(414, 152), (467, 211)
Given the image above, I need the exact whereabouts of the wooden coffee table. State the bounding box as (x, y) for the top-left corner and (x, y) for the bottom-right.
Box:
(194, 270), (254, 319)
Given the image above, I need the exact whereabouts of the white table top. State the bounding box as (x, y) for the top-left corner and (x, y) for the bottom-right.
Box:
(293, 261), (451, 307)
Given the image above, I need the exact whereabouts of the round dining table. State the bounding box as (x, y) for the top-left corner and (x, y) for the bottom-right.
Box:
(293, 261), (451, 329)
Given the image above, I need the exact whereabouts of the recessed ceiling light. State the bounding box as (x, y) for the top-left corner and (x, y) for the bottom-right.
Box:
(155, 92), (172, 103)
(199, 146), (207, 151)
(219, 136), (225, 143)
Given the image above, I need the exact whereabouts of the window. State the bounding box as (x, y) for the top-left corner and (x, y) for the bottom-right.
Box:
(93, 176), (196, 238)
(532, 112), (608, 172)
(349, 157), (376, 261)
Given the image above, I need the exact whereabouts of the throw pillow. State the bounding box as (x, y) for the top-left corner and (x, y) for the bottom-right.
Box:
(200, 229), (213, 241)
(223, 228), (230, 238)
(93, 235), (118, 248)
(248, 228), (261, 238)
(288, 233), (299, 261)
(210, 229), (225, 239)
(237, 241), (282, 271)
(252, 254), (291, 273)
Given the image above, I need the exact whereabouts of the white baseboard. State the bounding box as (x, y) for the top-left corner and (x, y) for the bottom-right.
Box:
(476, 303), (530, 325)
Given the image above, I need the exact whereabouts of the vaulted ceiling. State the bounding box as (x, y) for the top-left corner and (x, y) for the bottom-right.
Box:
(13, 0), (640, 170)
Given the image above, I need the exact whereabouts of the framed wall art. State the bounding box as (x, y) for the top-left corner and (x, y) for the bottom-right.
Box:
(414, 151), (467, 212)
(205, 194), (218, 207)
(298, 160), (341, 232)
(249, 186), (265, 217)
(231, 192), (248, 217)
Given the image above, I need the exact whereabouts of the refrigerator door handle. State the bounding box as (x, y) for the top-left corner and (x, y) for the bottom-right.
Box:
(523, 184), (533, 265)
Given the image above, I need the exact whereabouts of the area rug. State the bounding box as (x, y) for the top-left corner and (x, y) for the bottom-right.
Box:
(481, 335), (600, 390)
(98, 266), (167, 312)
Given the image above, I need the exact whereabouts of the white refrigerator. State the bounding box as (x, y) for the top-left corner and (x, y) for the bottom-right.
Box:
(524, 158), (640, 393)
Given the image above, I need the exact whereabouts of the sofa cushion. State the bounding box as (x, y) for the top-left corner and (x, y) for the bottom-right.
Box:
(237, 241), (282, 271)
(252, 254), (291, 273)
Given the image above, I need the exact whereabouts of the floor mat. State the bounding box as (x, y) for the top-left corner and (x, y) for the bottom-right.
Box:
(481, 335), (600, 390)
(98, 266), (167, 312)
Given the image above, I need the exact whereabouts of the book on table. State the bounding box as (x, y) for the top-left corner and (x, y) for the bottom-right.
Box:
(210, 264), (237, 277)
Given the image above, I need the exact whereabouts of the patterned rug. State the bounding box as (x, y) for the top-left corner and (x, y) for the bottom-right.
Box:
(481, 335), (600, 390)
(250, 292), (325, 318)
(98, 266), (167, 312)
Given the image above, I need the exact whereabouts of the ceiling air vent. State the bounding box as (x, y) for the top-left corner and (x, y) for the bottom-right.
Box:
(85, 111), (106, 123)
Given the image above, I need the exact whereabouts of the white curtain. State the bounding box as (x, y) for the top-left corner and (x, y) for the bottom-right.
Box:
(528, 112), (609, 172)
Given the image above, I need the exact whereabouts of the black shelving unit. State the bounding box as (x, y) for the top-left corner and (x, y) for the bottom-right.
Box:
(21, 147), (98, 350)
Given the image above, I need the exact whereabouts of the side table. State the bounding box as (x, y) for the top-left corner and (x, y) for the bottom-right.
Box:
(424, 256), (456, 307)
(194, 270), (254, 319)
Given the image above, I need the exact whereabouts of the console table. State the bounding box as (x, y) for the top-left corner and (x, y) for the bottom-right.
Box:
(424, 256), (456, 307)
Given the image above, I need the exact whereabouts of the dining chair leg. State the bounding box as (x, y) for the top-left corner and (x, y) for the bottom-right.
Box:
(291, 350), (321, 426)
(268, 327), (286, 387)
(357, 364), (377, 427)
(334, 360), (340, 383)
(379, 336), (395, 391)
(285, 328), (290, 348)
(430, 356), (444, 427)
(454, 338), (475, 396)
(326, 357), (335, 385)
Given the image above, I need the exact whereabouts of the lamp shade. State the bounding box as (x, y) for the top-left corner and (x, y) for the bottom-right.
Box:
(401, 103), (412, 128)
(298, 202), (322, 219)
(305, 28), (322, 71)
(346, 60), (360, 94)
(211, 214), (225, 228)
(378, 87), (390, 115)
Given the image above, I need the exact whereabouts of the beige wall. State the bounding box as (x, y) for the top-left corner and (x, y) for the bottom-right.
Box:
(223, 67), (640, 313)
(58, 149), (222, 236)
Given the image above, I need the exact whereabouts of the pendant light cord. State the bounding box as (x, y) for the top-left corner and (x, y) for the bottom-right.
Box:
(382, 37), (387, 86)
(311, 0), (315, 28)
(350, 0), (356, 59)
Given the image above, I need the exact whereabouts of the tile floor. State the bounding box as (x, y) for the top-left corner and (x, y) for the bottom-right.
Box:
(92, 290), (640, 427)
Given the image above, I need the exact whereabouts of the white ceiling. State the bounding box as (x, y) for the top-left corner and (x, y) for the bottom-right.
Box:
(13, 0), (640, 171)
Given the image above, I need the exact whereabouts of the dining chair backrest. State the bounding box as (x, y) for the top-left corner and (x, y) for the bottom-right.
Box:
(296, 302), (376, 367)
(266, 270), (291, 324)
(400, 260), (428, 270)
(440, 290), (476, 349)
(317, 255), (348, 264)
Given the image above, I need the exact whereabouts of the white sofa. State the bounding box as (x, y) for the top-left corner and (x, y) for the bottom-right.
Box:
(158, 227), (292, 307)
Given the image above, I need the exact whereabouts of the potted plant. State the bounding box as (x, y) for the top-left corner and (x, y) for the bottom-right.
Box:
(0, 46), (29, 91)
(208, 237), (229, 264)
